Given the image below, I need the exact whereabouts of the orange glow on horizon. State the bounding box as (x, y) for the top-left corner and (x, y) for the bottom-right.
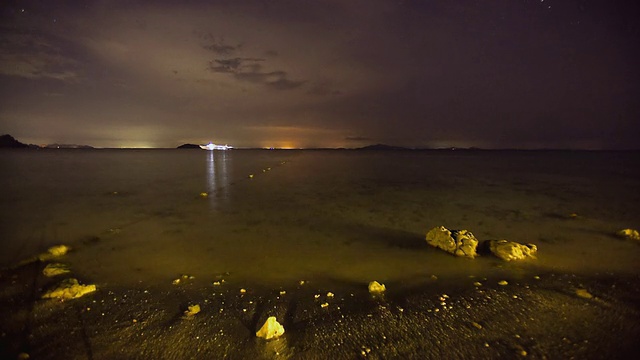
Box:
(258, 141), (299, 149)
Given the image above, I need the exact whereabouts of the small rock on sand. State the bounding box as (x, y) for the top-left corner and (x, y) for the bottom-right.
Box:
(256, 316), (285, 340)
(42, 278), (96, 300)
(368, 281), (386, 294)
(183, 304), (201, 317)
(485, 240), (537, 261)
(575, 288), (593, 299)
(37, 245), (71, 261)
(617, 229), (640, 241)
(42, 263), (71, 277)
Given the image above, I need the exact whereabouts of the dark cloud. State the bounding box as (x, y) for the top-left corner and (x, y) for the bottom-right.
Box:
(204, 43), (237, 55)
(0, 0), (639, 149)
(208, 57), (260, 72)
(196, 32), (243, 55)
(234, 68), (305, 90)
(0, 28), (81, 81)
(209, 57), (304, 91)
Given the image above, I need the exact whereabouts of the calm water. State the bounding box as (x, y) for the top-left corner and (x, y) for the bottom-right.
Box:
(1, 149), (639, 290)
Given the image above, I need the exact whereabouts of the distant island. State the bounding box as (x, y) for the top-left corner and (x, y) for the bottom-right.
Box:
(0, 134), (28, 148)
(0, 134), (93, 149)
(356, 144), (411, 151)
(177, 144), (200, 149)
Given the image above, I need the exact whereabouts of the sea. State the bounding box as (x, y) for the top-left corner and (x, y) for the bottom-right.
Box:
(1, 149), (639, 291)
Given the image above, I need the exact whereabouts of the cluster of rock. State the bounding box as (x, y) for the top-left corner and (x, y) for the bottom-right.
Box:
(425, 226), (479, 258)
(425, 226), (537, 261)
(36, 245), (97, 300)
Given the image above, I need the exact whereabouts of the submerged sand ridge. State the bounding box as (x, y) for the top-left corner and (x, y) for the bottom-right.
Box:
(52, 210), (640, 293)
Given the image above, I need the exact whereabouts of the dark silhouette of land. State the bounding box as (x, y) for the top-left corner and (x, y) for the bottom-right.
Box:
(177, 143), (200, 149)
(0, 134), (28, 148)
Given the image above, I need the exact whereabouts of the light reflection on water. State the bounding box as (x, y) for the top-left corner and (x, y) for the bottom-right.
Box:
(206, 150), (230, 210)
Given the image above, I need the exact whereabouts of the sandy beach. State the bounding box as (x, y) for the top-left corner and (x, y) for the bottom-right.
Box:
(1, 255), (639, 359)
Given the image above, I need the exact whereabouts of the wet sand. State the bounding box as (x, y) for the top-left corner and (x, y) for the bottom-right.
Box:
(1, 259), (639, 359)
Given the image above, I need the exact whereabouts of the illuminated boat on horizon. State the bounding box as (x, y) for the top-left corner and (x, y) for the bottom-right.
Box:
(200, 142), (233, 150)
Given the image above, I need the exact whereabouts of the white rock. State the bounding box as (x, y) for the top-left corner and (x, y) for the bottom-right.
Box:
(183, 304), (200, 317)
(425, 226), (479, 258)
(487, 240), (537, 261)
(368, 281), (386, 294)
(42, 278), (96, 300)
(256, 316), (285, 340)
(42, 263), (71, 277)
(37, 245), (71, 261)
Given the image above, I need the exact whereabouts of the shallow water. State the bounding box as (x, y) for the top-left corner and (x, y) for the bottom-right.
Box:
(1, 149), (639, 290)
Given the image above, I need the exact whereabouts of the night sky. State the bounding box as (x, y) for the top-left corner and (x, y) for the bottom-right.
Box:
(1, 0), (639, 149)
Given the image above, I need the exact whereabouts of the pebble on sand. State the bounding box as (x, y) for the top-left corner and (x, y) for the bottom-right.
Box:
(575, 288), (593, 299)
(172, 274), (195, 285)
(183, 304), (201, 317)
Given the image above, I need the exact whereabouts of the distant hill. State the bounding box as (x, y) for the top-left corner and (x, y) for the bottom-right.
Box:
(177, 143), (200, 149)
(0, 134), (28, 148)
(1, 135), (97, 149)
(356, 144), (410, 151)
